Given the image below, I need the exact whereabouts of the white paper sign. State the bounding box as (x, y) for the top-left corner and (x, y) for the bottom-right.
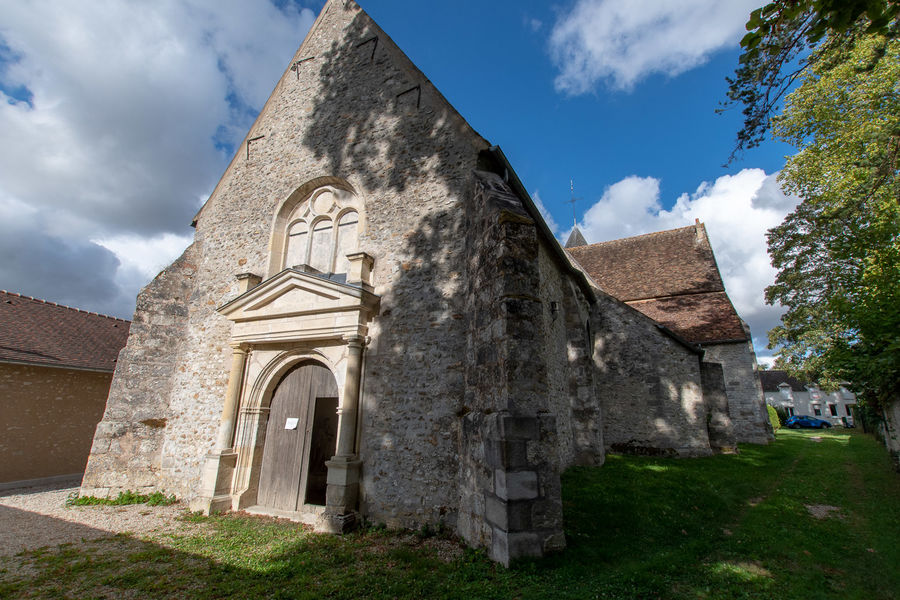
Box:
(284, 417), (299, 430)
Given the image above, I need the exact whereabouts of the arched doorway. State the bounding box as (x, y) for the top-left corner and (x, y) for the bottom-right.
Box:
(257, 361), (339, 511)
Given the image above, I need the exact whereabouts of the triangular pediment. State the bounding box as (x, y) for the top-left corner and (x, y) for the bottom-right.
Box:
(218, 269), (378, 323)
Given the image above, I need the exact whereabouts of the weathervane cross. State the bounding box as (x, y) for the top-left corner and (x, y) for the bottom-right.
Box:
(568, 179), (581, 227)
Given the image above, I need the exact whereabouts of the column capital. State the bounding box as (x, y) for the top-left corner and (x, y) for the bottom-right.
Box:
(342, 334), (367, 349)
(229, 342), (250, 353)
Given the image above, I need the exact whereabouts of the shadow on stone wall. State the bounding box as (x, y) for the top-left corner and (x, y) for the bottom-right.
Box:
(355, 203), (469, 528)
(590, 297), (716, 458)
(300, 8), (480, 194)
(286, 6), (611, 561)
(284, 1), (485, 532)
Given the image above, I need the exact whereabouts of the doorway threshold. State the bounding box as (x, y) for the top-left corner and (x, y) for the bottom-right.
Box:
(244, 504), (326, 527)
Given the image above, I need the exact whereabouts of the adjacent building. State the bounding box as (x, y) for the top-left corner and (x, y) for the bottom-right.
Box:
(760, 370), (857, 426)
(0, 290), (129, 488)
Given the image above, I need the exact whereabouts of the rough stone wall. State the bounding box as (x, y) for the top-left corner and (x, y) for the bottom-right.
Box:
(702, 340), (772, 444)
(591, 294), (712, 457)
(538, 245), (604, 468)
(458, 171), (566, 565)
(83, 0), (489, 506)
(82, 247), (197, 496)
(700, 361), (737, 452)
(0, 364), (112, 484)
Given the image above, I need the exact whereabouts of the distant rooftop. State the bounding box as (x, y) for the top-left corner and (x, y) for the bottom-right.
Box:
(758, 369), (820, 393)
(0, 290), (130, 372)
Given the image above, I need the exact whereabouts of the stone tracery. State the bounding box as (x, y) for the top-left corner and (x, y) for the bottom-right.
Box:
(280, 186), (361, 275)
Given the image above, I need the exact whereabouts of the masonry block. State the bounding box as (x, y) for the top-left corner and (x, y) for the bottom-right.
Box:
(484, 439), (529, 469)
(484, 494), (534, 531)
(498, 415), (540, 441)
(490, 528), (543, 566)
(495, 469), (538, 501)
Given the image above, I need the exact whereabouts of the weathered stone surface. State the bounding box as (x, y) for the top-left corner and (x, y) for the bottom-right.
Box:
(495, 469), (538, 501)
(703, 337), (772, 444)
(82, 246), (198, 497)
(491, 528), (543, 567)
(592, 292), (713, 458)
(700, 361), (737, 452)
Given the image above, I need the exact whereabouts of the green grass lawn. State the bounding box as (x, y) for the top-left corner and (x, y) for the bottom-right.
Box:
(2, 428), (898, 599)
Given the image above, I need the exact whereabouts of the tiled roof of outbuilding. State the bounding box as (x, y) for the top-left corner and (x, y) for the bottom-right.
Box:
(566, 223), (748, 344)
(0, 290), (130, 372)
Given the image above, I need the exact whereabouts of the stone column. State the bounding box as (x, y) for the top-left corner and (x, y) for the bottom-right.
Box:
(190, 343), (249, 514)
(231, 405), (271, 510)
(323, 334), (365, 532)
(215, 344), (249, 450)
(335, 334), (364, 457)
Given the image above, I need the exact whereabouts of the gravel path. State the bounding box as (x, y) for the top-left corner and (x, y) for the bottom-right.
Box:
(0, 481), (196, 556)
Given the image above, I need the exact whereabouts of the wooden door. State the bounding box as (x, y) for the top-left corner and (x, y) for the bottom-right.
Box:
(257, 362), (338, 511)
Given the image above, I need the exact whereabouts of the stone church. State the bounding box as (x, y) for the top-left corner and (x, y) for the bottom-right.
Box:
(565, 223), (772, 448)
(81, 0), (767, 565)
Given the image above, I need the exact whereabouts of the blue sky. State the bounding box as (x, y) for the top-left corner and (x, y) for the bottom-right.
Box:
(0, 0), (799, 362)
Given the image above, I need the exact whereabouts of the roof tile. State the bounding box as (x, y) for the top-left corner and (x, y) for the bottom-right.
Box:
(628, 293), (747, 344)
(567, 223), (748, 344)
(0, 290), (130, 372)
(567, 224), (724, 301)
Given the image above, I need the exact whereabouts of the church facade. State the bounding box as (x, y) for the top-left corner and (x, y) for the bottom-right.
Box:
(82, 0), (761, 565)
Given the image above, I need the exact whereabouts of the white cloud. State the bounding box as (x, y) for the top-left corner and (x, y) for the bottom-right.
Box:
(549, 0), (759, 93)
(581, 175), (662, 238)
(570, 169), (800, 359)
(0, 1), (316, 317)
(95, 230), (193, 276)
(532, 190), (560, 234)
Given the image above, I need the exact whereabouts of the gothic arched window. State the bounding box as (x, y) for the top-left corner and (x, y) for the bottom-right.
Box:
(273, 183), (363, 277)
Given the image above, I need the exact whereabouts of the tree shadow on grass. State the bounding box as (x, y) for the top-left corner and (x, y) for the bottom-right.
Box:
(1, 453), (896, 600)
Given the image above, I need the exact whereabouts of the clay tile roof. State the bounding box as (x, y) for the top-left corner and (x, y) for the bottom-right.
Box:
(758, 370), (807, 392)
(0, 290), (130, 372)
(627, 293), (747, 344)
(566, 224), (724, 301)
(566, 223), (749, 344)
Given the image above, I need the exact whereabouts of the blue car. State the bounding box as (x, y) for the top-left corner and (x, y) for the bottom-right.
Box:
(785, 415), (833, 429)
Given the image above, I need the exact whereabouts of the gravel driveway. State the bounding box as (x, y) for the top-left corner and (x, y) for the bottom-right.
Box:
(0, 480), (194, 556)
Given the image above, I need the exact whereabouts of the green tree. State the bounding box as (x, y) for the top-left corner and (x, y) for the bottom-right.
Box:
(724, 0), (899, 159)
(765, 31), (900, 407)
(767, 404), (782, 433)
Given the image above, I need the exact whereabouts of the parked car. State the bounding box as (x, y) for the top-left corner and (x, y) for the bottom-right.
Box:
(785, 415), (833, 429)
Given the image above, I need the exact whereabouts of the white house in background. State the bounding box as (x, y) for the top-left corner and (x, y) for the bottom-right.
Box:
(760, 370), (857, 426)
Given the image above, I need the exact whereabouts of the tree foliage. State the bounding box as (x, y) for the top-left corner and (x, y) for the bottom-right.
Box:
(765, 31), (900, 407)
(767, 404), (782, 433)
(724, 0), (899, 160)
